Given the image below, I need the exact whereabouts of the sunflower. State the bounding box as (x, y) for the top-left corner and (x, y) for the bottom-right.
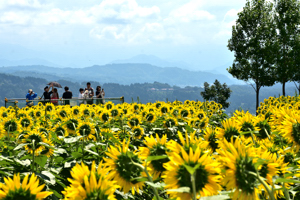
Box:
(144, 112), (156, 123)
(110, 108), (120, 117)
(64, 118), (79, 135)
(22, 131), (47, 155)
(216, 118), (241, 142)
(52, 124), (68, 138)
(163, 117), (178, 128)
(236, 112), (259, 138)
(217, 138), (260, 200)
(105, 101), (114, 110)
(127, 115), (142, 128)
(19, 117), (32, 130)
(104, 139), (145, 194)
(2, 118), (19, 135)
(131, 125), (144, 139)
(0, 173), (52, 199)
(163, 146), (222, 199)
(63, 161), (118, 200)
(203, 127), (218, 151)
(76, 121), (96, 141)
(99, 111), (110, 122)
(40, 139), (55, 158)
(167, 131), (208, 154)
(278, 112), (300, 151)
(139, 134), (169, 179)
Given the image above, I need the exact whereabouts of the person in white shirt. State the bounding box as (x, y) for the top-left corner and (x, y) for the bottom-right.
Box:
(78, 88), (85, 105)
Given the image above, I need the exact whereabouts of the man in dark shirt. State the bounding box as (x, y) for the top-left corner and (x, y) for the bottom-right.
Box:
(62, 86), (73, 105)
(42, 84), (53, 104)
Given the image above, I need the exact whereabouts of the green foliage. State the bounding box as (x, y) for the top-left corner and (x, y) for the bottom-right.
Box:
(228, 0), (277, 112)
(274, 0), (300, 96)
(200, 79), (231, 109)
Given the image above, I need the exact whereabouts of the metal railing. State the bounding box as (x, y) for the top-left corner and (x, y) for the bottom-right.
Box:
(4, 96), (125, 108)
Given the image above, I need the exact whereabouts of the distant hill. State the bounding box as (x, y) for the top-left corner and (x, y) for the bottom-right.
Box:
(0, 63), (240, 86)
(111, 54), (194, 70)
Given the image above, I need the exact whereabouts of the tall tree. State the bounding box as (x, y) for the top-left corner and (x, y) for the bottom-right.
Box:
(200, 80), (232, 109)
(227, 0), (277, 113)
(274, 0), (300, 96)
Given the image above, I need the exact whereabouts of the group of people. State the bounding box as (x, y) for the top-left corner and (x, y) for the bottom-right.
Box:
(26, 82), (105, 106)
(78, 82), (105, 105)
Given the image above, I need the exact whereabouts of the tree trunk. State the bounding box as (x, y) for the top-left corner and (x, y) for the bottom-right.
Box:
(256, 84), (260, 116)
(282, 81), (286, 96)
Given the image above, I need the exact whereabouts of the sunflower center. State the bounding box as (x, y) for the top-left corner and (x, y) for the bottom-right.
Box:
(292, 123), (300, 144)
(59, 110), (67, 117)
(146, 113), (154, 122)
(224, 127), (240, 141)
(3, 188), (37, 200)
(116, 153), (143, 184)
(235, 156), (256, 194)
(149, 144), (169, 173)
(133, 128), (142, 137)
(164, 119), (176, 128)
(129, 118), (139, 127)
(180, 110), (189, 118)
(21, 118), (31, 128)
(259, 163), (269, 178)
(111, 109), (119, 117)
(79, 124), (92, 136)
(176, 162), (209, 192)
(66, 119), (79, 130)
(101, 113), (110, 122)
(73, 109), (79, 115)
(161, 107), (168, 114)
(240, 122), (254, 137)
(83, 109), (90, 116)
(4, 120), (18, 132)
(208, 133), (218, 151)
(256, 121), (271, 139)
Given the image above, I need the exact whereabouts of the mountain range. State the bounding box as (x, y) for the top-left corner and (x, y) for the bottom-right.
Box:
(0, 63), (241, 87)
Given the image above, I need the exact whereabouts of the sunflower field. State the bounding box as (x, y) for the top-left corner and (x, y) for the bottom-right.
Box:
(1, 96), (300, 200)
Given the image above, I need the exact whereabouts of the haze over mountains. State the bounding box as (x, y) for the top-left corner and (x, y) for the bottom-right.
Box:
(0, 63), (240, 87)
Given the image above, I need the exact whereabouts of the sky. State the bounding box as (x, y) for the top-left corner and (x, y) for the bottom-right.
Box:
(0, 0), (247, 70)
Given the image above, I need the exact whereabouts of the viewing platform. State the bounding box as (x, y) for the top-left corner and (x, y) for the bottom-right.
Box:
(4, 97), (125, 108)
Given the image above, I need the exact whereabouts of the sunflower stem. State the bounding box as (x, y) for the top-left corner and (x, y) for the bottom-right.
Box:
(191, 172), (197, 200)
(283, 183), (291, 200)
(32, 139), (36, 173)
(248, 171), (275, 200)
(144, 162), (160, 200)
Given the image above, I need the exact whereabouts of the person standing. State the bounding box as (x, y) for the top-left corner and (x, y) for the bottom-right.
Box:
(95, 86), (102, 104)
(85, 82), (94, 105)
(62, 86), (72, 105)
(51, 88), (59, 106)
(26, 89), (37, 106)
(42, 83), (53, 104)
(78, 88), (85, 105)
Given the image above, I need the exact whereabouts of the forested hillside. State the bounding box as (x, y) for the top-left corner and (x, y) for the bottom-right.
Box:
(0, 73), (297, 114)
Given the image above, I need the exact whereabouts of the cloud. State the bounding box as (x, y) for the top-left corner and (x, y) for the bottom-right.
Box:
(168, 0), (215, 23)
(0, 0), (43, 10)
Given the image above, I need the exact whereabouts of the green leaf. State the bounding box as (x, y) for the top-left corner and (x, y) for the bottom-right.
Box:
(145, 181), (165, 189)
(130, 177), (148, 183)
(275, 178), (300, 184)
(200, 195), (230, 200)
(14, 143), (29, 151)
(182, 164), (195, 175)
(84, 149), (99, 156)
(163, 187), (190, 193)
(64, 136), (83, 143)
(35, 155), (48, 168)
(71, 152), (82, 159)
(146, 155), (168, 162)
(254, 158), (267, 169)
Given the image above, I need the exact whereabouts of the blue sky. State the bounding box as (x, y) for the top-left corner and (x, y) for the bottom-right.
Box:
(0, 0), (246, 70)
